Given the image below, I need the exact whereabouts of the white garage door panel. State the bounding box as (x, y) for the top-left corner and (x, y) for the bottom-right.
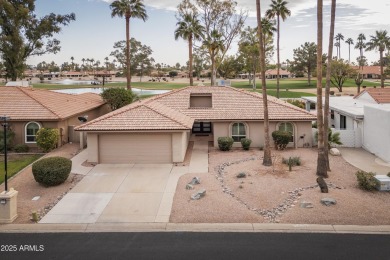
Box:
(99, 134), (172, 163)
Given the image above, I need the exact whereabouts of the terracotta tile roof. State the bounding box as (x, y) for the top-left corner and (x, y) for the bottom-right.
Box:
(355, 88), (390, 104)
(75, 100), (194, 131)
(76, 86), (315, 131)
(0, 86), (105, 121)
(352, 66), (381, 75)
(265, 69), (291, 75)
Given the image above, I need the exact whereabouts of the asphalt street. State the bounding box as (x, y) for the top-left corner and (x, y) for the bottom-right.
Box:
(0, 232), (389, 260)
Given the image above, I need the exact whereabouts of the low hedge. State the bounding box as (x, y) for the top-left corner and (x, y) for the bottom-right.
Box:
(32, 156), (72, 186)
(217, 137), (234, 151)
(14, 144), (30, 153)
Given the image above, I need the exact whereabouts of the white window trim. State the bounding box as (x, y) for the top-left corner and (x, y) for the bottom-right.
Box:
(276, 122), (295, 144)
(229, 122), (249, 142)
(25, 121), (41, 144)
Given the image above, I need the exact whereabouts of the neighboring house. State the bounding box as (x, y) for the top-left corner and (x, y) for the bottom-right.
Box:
(264, 69), (292, 79)
(0, 86), (109, 149)
(76, 86), (316, 164)
(303, 88), (390, 163)
(352, 66), (382, 79)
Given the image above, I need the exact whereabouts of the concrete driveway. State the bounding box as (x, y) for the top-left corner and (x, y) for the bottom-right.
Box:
(40, 164), (188, 224)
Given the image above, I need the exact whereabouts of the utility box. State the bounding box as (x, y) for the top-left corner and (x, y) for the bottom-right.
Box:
(374, 175), (390, 191)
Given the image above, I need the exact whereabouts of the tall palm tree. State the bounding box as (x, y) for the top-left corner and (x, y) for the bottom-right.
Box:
(316, 0), (327, 177)
(345, 38), (353, 63)
(202, 29), (225, 86)
(265, 0), (291, 99)
(334, 42), (339, 58)
(335, 33), (344, 59)
(324, 0), (336, 172)
(257, 0), (272, 166)
(355, 33), (366, 69)
(174, 12), (204, 86)
(261, 17), (277, 49)
(365, 30), (390, 88)
(110, 0), (148, 90)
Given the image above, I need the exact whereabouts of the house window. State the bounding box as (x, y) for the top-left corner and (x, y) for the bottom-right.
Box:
(231, 122), (246, 142)
(278, 122), (294, 142)
(25, 122), (41, 143)
(340, 115), (346, 130)
(190, 93), (212, 108)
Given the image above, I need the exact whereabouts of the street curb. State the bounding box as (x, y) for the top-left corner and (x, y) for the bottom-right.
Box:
(1, 223), (390, 234)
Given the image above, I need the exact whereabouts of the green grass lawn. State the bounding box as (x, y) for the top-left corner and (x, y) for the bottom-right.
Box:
(0, 154), (42, 184)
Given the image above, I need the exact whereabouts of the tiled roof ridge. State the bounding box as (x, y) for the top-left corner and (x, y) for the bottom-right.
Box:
(142, 86), (191, 104)
(145, 102), (192, 129)
(17, 87), (62, 119)
(225, 86), (316, 117)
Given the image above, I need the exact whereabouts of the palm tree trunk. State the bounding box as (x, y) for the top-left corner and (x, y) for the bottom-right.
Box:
(257, 0), (272, 166)
(324, 0), (336, 172)
(379, 50), (385, 88)
(189, 37), (194, 86)
(276, 15), (280, 99)
(348, 44), (351, 63)
(211, 53), (216, 86)
(316, 0), (328, 178)
(126, 15), (131, 90)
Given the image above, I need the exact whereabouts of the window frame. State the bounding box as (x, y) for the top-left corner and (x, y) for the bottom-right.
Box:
(277, 122), (295, 143)
(25, 121), (41, 143)
(231, 122), (247, 142)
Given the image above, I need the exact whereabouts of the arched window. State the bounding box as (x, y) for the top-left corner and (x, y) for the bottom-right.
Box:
(231, 122), (246, 142)
(278, 122), (294, 142)
(25, 122), (40, 143)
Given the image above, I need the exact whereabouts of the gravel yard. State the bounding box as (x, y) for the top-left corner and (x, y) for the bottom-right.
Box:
(170, 147), (390, 225)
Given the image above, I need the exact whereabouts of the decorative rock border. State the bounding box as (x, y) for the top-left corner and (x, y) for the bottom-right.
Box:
(214, 157), (342, 223)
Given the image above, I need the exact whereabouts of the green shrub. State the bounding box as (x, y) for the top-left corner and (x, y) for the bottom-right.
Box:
(387, 172), (390, 178)
(272, 130), (292, 150)
(36, 128), (59, 153)
(356, 170), (377, 191)
(217, 137), (234, 151)
(101, 88), (137, 111)
(0, 128), (15, 152)
(32, 156), (72, 186)
(240, 138), (252, 150)
(236, 172), (247, 178)
(282, 156), (301, 166)
(286, 99), (305, 109)
(14, 144), (30, 153)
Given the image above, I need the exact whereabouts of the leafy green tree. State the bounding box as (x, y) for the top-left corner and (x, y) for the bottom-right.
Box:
(174, 10), (204, 86)
(365, 30), (390, 88)
(329, 59), (356, 92)
(36, 128), (59, 153)
(265, 0), (291, 99)
(289, 42), (317, 86)
(0, 0), (75, 80)
(101, 88), (137, 111)
(110, 0), (148, 90)
(217, 55), (239, 79)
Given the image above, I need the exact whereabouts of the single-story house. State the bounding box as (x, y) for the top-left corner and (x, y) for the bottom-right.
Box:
(0, 86), (109, 149)
(352, 66), (382, 79)
(265, 69), (292, 79)
(76, 86), (316, 164)
(302, 88), (390, 163)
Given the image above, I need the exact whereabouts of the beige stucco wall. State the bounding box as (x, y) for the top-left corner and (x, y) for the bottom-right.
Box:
(213, 120), (313, 149)
(172, 131), (190, 163)
(87, 133), (99, 163)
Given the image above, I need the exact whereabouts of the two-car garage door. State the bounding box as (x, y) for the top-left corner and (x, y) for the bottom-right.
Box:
(98, 133), (172, 163)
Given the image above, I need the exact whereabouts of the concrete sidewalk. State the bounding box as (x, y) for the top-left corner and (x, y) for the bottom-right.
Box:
(339, 148), (390, 174)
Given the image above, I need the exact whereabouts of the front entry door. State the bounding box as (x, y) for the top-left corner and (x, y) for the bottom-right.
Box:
(192, 122), (212, 134)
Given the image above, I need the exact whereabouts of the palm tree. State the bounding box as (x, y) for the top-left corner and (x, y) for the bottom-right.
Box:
(316, 0), (327, 178)
(334, 42), (339, 58)
(355, 33), (366, 69)
(324, 0), (336, 172)
(202, 29), (225, 86)
(174, 12), (204, 86)
(265, 0), (291, 99)
(261, 17), (277, 49)
(345, 38), (354, 63)
(365, 30), (390, 88)
(257, 0), (272, 166)
(110, 0), (148, 90)
(335, 33), (344, 59)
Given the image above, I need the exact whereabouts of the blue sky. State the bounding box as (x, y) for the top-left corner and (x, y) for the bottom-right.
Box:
(27, 0), (390, 67)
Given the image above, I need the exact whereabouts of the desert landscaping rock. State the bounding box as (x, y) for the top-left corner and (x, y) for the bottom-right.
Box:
(300, 201), (314, 208)
(191, 189), (206, 200)
(330, 148), (341, 156)
(189, 177), (201, 185)
(321, 198), (337, 206)
(185, 184), (194, 190)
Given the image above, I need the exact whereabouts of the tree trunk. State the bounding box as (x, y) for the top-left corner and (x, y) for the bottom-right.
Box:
(316, 0), (328, 178)
(126, 15), (131, 90)
(380, 50), (384, 88)
(324, 0), (336, 172)
(276, 15), (280, 99)
(257, 0), (272, 166)
(189, 36), (194, 86)
(211, 52), (216, 86)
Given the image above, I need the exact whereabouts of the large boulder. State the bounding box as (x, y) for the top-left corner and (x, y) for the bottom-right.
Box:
(321, 198), (337, 206)
(330, 148), (341, 156)
(191, 189), (206, 200)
